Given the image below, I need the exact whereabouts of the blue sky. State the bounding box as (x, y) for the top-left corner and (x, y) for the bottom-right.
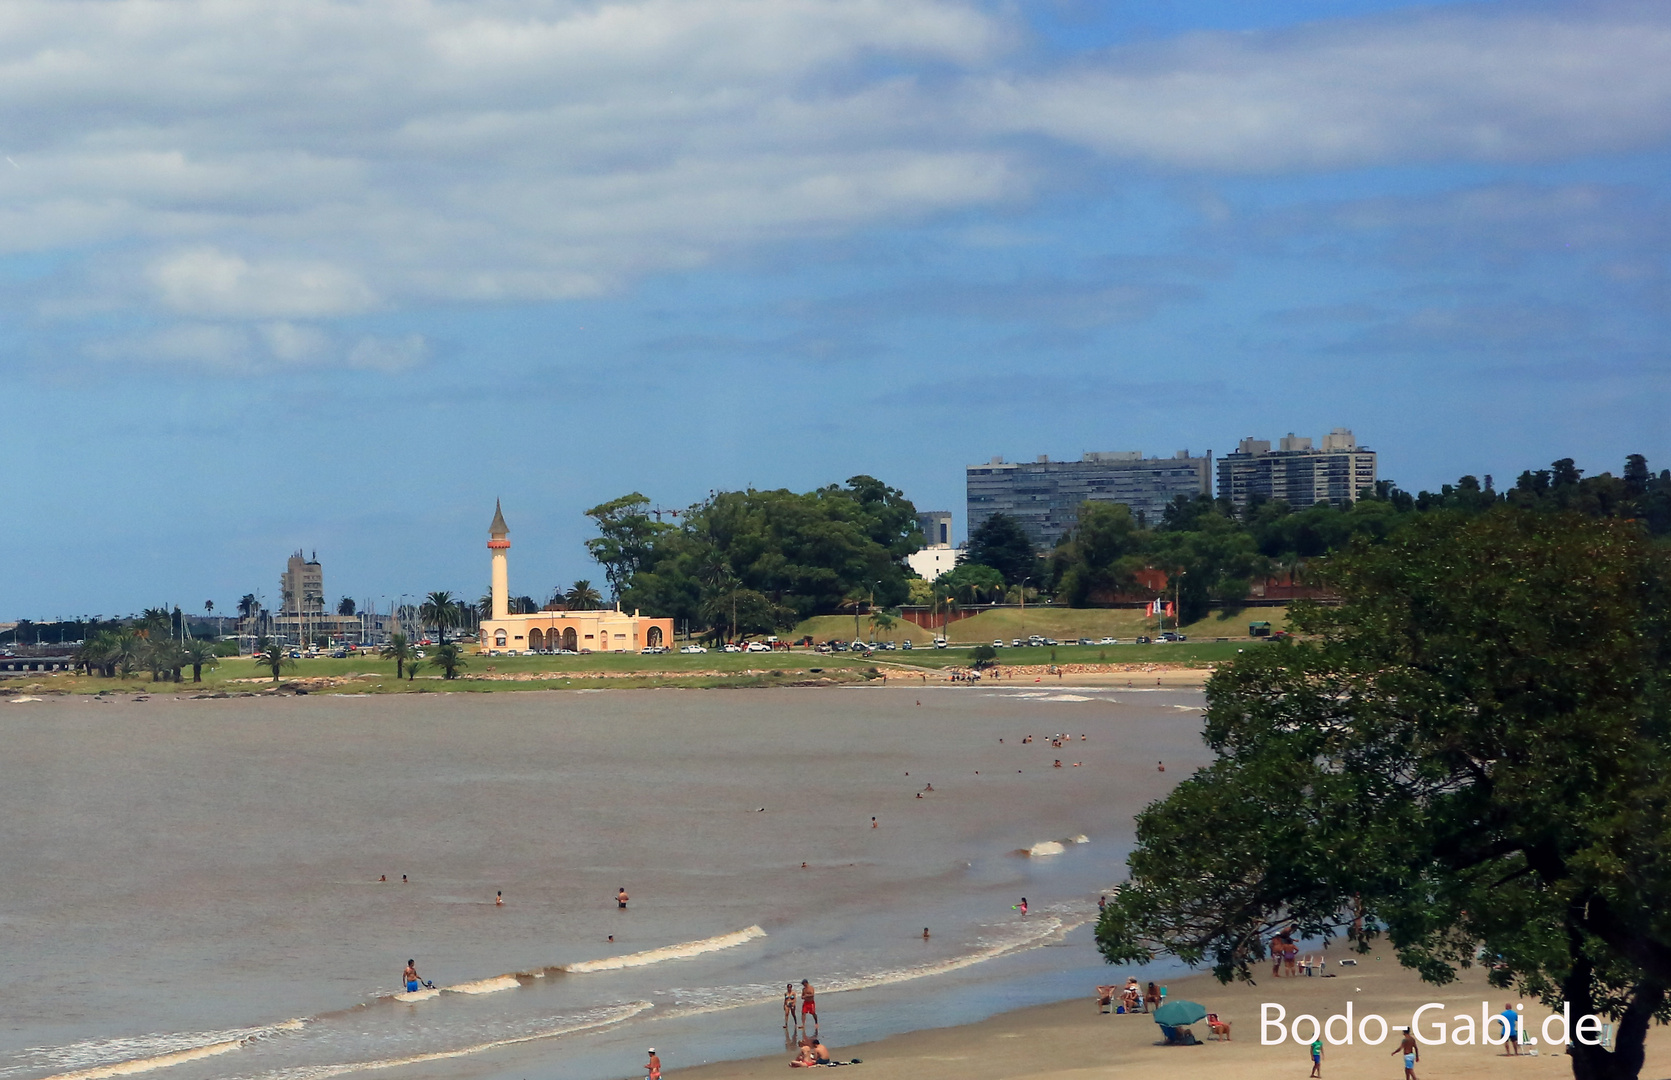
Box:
(4, 0), (1670, 618)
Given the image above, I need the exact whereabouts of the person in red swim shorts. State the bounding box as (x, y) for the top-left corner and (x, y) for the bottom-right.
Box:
(800, 980), (818, 1031)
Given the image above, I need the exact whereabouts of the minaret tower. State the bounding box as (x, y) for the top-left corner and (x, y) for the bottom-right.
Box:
(488, 500), (510, 620)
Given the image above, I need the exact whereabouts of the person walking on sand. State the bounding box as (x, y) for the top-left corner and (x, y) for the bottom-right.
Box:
(617, 887), (629, 909)
(1392, 1028), (1419, 1079)
(1309, 1035), (1322, 1077)
(784, 984), (797, 1030)
(1501, 1004), (1520, 1055)
(800, 980), (818, 1031)
(645, 1049), (660, 1080)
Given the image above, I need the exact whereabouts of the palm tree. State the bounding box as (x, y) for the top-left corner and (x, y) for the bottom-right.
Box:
(839, 592), (868, 642)
(180, 638), (220, 683)
(144, 638), (185, 682)
(406, 658), (424, 681)
(564, 580), (603, 611)
(255, 638), (294, 683)
(337, 597), (356, 617)
(430, 641), (466, 680)
(869, 609), (898, 642)
(380, 632), (414, 680)
(419, 591), (459, 644)
(139, 607), (170, 639)
(204, 600), (214, 619)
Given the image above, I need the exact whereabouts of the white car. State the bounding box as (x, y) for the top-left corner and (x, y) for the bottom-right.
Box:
(679, 644), (708, 654)
(992, 639), (1004, 648)
(745, 642), (771, 653)
(1098, 637), (1117, 645)
(721, 643), (743, 653)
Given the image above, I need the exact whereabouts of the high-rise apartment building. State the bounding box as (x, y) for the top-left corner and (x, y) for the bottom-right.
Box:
(1216, 428), (1377, 510)
(966, 450), (1213, 550)
(907, 510), (958, 580)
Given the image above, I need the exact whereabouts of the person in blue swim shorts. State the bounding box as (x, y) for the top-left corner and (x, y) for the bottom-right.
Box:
(403, 959), (423, 993)
(1392, 1028), (1419, 1079)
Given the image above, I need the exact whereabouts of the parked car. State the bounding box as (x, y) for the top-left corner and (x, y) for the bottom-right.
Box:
(1042, 637), (1059, 647)
(1076, 638), (1094, 646)
(1098, 636), (1117, 645)
(679, 644), (708, 654)
(640, 646), (668, 655)
(1134, 636), (1151, 645)
(745, 641), (771, 653)
(933, 638), (947, 648)
(901, 640), (913, 650)
(1015, 638), (1026, 647)
(721, 643), (743, 653)
(992, 639), (1005, 648)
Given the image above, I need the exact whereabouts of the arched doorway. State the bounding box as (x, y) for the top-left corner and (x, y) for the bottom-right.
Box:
(646, 626), (663, 648)
(528, 628), (544, 650)
(562, 627), (578, 652)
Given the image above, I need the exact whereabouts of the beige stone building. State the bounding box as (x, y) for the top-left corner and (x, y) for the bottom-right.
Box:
(477, 501), (674, 656)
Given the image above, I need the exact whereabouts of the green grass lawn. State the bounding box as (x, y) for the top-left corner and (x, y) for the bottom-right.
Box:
(9, 623), (1269, 697)
(791, 605), (1287, 646)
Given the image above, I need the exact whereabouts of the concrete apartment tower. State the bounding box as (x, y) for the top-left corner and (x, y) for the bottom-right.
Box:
(488, 500), (511, 620)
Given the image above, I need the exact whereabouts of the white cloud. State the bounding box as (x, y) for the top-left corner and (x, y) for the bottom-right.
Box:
(3, 0), (1670, 367)
(346, 334), (428, 373)
(988, 3), (1671, 171)
(149, 249), (377, 318)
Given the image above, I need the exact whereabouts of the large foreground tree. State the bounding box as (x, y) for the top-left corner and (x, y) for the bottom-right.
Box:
(1097, 508), (1671, 1080)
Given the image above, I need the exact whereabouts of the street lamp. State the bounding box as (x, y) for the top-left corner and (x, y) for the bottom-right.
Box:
(1019, 577), (1031, 639)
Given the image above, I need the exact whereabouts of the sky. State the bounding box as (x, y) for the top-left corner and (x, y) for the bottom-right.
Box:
(4, 0), (1670, 619)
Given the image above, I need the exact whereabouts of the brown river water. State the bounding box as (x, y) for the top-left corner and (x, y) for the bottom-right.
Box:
(0, 685), (1208, 1080)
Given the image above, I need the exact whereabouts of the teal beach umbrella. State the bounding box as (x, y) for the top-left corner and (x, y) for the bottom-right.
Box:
(1152, 1000), (1208, 1026)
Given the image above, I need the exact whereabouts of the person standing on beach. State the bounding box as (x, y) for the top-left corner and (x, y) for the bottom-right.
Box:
(645, 1048), (660, 1080)
(1392, 1029), (1419, 1079)
(784, 984), (797, 1030)
(1501, 1004), (1520, 1055)
(800, 980), (818, 1031)
(617, 887), (629, 909)
(1310, 1035), (1322, 1077)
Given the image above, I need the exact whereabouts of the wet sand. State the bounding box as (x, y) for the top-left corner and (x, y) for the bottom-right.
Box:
(682, 961), (1671, 1080)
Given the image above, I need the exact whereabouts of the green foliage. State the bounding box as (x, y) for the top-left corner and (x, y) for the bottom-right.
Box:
(429, 641), (466, 680)
(564, 580), (603, 610)
(1051, 454), (1671, 614)
(1098, 507), (1671, 1080)
(965, 513), (1038, 585)
(593, 476), (920, 640)
(336, 596), (356, 616)
(179, 637), (220, 682)
(970, 644), (997, 667)
(935, 562), (1005, 605)
(255, 638), (294, 683)
(418, 591), (461, 644)
(379, 632), (413, 679)
(584, 493), (670, 602)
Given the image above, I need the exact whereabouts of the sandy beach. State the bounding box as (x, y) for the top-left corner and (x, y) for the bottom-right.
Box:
(681, 962), (1671, 1080)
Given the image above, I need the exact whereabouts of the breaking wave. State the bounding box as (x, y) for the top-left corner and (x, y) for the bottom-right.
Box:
(26, 1022), (306, 1080)
(563, 925), (767, 973)
(243, 1001), (653, 1080)
(1024, 834), (1090, 857)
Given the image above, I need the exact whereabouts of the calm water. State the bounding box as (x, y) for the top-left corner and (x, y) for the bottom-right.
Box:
(0, 686), (1208, 1080)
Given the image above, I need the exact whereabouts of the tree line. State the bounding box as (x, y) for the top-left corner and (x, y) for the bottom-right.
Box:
(955, 453), (1671, 622)
(583, 477), (921, 641)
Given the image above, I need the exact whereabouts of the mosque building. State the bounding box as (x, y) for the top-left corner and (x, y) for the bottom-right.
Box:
(478, 501), (674, 655)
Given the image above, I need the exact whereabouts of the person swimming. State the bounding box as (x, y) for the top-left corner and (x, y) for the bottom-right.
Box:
(922, 927), (930, 939)
(617, 887), (629, 909)
(495, 891), (503, 906)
